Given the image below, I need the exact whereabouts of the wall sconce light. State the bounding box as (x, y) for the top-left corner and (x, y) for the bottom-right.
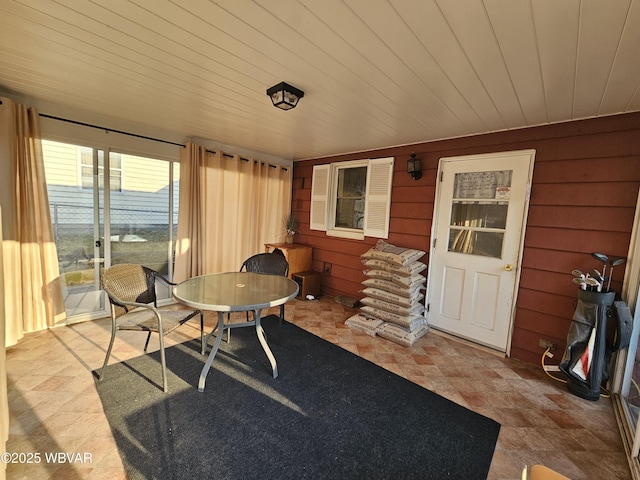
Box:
(266, 82), (305, 110)
(407, 153), (422, 180)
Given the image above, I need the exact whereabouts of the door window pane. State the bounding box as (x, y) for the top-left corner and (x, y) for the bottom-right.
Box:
(450, 203), (508, 229)
(448, 170), (512, 258)
(448, 229), (505, 258)
(109, 153), (170, 274)
(453, 170), (513, 199)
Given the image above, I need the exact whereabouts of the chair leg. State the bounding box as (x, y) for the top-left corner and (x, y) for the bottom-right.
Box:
(199, 311), (204, 355)
(223, 313), (231, 344)
(273, 304), (285, 343)
(158, 333), (168, 393)
(100, 320), (117, 381)
(143, 331), (152, 352)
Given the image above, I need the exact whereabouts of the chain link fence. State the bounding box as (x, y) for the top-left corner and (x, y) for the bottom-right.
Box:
(51, 202), (178, 275)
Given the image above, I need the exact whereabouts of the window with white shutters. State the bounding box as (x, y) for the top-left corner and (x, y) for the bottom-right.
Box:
(310, 157), (393, 240)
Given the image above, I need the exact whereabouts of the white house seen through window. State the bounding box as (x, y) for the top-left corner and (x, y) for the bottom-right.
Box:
(81, 148), (122, 191)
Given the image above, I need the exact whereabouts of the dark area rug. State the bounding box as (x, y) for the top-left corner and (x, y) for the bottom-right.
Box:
(94, 315), (500, 480)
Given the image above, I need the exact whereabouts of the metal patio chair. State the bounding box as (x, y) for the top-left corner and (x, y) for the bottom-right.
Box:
(222, 252), (290, 342)
(242, 252), (290, 315)
(99, 263), (204, 392)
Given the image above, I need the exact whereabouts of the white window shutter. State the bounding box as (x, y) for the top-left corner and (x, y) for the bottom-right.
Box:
(310, 164), (330, 231)
(364, 157), (394, 238)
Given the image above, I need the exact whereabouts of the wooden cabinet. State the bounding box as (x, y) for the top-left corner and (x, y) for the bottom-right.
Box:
(264, 243), (312, 278)
(292, 271), (322, 298)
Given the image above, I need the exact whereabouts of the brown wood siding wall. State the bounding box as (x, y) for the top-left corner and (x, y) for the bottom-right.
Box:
(292, 113), (640, 365)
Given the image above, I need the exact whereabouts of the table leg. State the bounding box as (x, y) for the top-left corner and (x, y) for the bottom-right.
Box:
(198, 311), (225, 392)
(254, 308), (278, 379)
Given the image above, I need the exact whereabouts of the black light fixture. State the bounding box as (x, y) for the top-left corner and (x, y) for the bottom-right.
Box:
(266, 82), (305, 110)
(407, 153), (422, 180)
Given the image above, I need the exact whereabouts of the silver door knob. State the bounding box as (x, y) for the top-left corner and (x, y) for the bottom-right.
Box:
(504, 264), (514, 271)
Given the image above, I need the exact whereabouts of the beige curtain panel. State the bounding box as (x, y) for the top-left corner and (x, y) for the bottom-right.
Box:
(0, 206), (7, 480)
(1, 98), (66, 347)
(174, 143), (291, 282)
(0, 98), (66, 480)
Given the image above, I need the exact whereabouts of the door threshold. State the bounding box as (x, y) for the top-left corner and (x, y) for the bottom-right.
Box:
(429, 328), (507, 358)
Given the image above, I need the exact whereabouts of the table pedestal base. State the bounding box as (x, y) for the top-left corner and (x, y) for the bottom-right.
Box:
(198, 308), (278, 392)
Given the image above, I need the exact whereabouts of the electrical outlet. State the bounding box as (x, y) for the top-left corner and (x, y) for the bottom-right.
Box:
(323, 262), (332, 275)
(538, 339), (557, 351)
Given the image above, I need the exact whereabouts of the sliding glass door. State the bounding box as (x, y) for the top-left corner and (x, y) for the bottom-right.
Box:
(612, 293), (640, 479)
(42, 140), (179, 321)
(611, 195), (640, 479)
(107, 150), (180, 301)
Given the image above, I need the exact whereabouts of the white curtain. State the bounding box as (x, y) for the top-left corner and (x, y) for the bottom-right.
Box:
(174, 143), (291, 282)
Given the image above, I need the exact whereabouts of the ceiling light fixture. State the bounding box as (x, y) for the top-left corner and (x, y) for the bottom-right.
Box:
(266, 82), (305, 110)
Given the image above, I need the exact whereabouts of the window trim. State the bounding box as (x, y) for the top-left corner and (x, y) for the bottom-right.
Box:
(327, 159), (368, 239)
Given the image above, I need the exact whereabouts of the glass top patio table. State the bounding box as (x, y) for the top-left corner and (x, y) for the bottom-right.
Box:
(173, 272), (299, 392)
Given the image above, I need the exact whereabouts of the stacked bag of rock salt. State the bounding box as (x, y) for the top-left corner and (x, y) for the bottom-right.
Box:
(345, 240), (429, 346)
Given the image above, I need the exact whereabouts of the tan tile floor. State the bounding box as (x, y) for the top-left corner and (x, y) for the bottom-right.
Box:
(5, 296), (632, 479)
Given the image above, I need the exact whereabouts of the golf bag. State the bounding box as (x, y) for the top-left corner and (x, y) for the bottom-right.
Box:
(559, 290), (632, 401)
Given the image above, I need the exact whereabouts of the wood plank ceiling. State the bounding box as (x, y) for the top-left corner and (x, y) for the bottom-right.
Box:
(1, 0), (639, 161)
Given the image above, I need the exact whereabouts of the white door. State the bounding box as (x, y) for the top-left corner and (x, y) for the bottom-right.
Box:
(427, 150), (535, 351)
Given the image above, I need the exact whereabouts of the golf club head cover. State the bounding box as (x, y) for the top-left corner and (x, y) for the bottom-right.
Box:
(612, 300), (632, 351)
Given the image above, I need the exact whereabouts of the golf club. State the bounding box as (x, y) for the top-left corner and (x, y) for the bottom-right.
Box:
(585, 276), (601, 292)
(590, 269), (604, 283)
(571, 269), (585, 279)
(572, 277), (587, 290)
(592, 252), (608, 281)
(607, 257), (626, 292)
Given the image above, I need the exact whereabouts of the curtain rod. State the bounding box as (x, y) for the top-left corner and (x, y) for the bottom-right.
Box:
(39, 113), (287, 170)
(39, 113), (187, 148)
(223, 152), (284, 169)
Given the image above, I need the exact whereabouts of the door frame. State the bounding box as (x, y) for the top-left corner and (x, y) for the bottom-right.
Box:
(59, 145), (113, 324)
(426, 149), (535, 354)
(611, 188), (640, 477)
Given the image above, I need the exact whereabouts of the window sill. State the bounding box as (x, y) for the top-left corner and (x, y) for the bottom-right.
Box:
(326, 228), (364, 240)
